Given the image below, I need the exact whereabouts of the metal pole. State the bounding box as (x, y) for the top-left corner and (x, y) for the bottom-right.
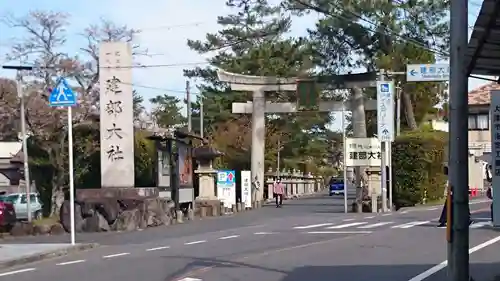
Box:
(342, 104), (348, 213)
(388, 141), (393, 211)
(396, 86), (401, 136)
(17, 74), (32, 222)
(200, 98), (204, 138)
(449, 0), (469, 279)
(277, 137), (281, 178)
(186, 81), (192, 132)
(67, 107), (76, 245)
(379, 71), (388, 213)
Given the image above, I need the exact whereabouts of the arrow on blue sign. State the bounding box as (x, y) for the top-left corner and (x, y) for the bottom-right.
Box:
(409, 69), (417, 76)
(49, 77), (77, 107)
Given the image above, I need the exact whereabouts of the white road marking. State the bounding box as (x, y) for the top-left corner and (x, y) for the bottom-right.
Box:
(102, 252), (130, 258)
(56, 260), (86, 266)
(407, 235), (500, 281)
(326, 222), (368, 229)
(470, 221), (492, 228)
(0, 268), (36, 277)
(146, 246), (170, 251)
(382, 213), (392, 216)
(342, 218), (355, 221)
(400, 210), (409, 214)
(426, 207), (438, 211)
(184, 240), (207, 245)
(358, 221), (394, 229)
(254, 232), (274, 235)
(178, 278), (203, 281)
(305, 231), (372, 234)
(293, 223), (334, 229)
(364, 216), (375, 219)
(392, 221), (430, 228)
(219, 235), (240, 240)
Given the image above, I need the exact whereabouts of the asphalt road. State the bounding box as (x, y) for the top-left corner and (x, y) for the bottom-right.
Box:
(1, 192), (498, 281)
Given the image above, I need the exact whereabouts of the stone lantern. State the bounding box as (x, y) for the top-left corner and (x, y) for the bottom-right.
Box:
(193, 145), (223, 201)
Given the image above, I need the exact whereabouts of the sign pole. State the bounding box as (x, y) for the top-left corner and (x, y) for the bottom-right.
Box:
(48, 76), (77, 245)
(379, 71), (388, 213)
(68, 106), (75, 245)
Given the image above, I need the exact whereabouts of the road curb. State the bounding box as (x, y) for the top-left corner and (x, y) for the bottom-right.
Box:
(0, 243), (99, 270)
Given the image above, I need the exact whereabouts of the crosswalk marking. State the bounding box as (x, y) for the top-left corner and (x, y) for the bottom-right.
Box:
(293, 223), (334, 229)
(392, 221), (430, 229)
(358, 222), (394, 229)
(470, 221), (491, 228)
(326, 222), (368, 229)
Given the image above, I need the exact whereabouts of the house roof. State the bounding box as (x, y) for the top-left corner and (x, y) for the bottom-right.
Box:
(468, 82), (500, 105)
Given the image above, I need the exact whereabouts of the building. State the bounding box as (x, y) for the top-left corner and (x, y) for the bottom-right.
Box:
(467, 82), (497, 157)
(0, 142), (24, 194)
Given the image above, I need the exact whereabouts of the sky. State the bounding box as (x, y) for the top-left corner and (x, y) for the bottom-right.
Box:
(0, 0), (490, 131)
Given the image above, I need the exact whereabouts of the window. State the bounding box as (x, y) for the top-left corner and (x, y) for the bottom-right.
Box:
(4, 195), (19, 204)
(20, 194), (37, 204)
(468, 114), (489, 130)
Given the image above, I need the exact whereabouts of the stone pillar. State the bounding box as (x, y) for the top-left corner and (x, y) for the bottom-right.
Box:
(195, 164), (218, 201)
(366, 167), (382, 212)
(252, 90), (266, 205)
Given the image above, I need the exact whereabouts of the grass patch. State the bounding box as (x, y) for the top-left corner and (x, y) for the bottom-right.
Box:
(417, 197), (446, 206)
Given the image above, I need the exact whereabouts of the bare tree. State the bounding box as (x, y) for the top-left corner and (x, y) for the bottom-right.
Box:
(2, 11), (145, 215)
(0, 78), (20, 141)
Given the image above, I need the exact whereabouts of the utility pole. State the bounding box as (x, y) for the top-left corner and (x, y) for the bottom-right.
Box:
(379, 71), (388, 213)
(3, 65), (33, 222)
(186, 80), (192, 132)
(449, 0), (469, 280)
(396, 85), (401, 136)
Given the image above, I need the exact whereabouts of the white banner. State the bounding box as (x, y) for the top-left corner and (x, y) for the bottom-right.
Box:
(241, 170), (252, 208)
(376, 81), (395, 142)
(345, 138), (382, 167)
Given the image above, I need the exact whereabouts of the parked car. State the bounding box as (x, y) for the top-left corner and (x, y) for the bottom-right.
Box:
(0, 195), (17, 230)
(329, 177), (345, 196)
(2, 193), (43, 220)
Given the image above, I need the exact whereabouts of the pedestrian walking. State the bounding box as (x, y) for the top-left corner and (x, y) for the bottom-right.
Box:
(273, 178), (284, 208)
(486, 164), (493, 221)
(438, 166), (472, 227)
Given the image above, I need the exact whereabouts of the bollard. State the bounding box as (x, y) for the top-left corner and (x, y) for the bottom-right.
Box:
(211, 205), (218, 217)
(200, 206), (207, 217)
(187, 209), (194, 221)
(371, 196), (377, 213)
(232, 204), (237, 213)
(176, 210), (184, 223)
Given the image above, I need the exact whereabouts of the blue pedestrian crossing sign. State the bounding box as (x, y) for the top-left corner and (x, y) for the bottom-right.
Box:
(49, 77), (77, 107)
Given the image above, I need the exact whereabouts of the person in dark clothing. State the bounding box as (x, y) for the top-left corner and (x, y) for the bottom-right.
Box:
(486, 164), (493, 221)
(437, 166), (472, 227)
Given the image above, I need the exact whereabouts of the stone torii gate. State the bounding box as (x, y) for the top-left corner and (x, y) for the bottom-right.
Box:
(217, 70), (379, 208)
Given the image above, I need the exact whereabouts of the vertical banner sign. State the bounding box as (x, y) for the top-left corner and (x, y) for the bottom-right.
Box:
(99, 42), (135, 187)
(376, 81), (395, 142)
(217, 170), (236, 208)
(177, 142), (193, 186)
(241, 170), (252, 208)
(490, 90), (500, 226)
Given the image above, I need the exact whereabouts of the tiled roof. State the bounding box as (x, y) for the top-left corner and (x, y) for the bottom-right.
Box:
(468, 82), (500, 105)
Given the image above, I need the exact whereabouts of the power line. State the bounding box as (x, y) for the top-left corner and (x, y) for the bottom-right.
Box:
(120, 81), (200, 95)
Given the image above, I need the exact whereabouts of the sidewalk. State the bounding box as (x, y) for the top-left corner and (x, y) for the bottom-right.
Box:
(0, 243), (97, 269)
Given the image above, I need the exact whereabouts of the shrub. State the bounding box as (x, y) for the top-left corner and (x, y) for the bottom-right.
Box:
(392, 131), (447, 208)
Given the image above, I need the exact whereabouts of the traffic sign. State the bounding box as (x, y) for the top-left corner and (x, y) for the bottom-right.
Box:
(49, 77), (77, 107)
(376, 81), (395, 142)
(406, 64), (449, 82)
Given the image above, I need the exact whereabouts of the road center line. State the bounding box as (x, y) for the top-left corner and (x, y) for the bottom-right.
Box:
(407, 235), (500, 281)
(146, 246), (170, 251)
(254, 232), (273, 235)
(219, 235), (240, 240)
(102, 252), (130, 258)
(56, 260), (86, 265)
(0, 268), (36, 277)
(184, 240), (207, 245)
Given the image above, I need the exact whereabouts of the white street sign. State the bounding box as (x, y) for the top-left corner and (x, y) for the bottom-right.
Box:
(345, 138), (382, 167)
(490, 90), (500, 225)
(376, 81), (395, 142)
(406, 64), (450, 82)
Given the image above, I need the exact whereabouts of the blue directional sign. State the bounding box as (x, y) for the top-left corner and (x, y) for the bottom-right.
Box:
(406, 64), (449, 82)
(376, 81), (395, 142)
(49, 77), (77, 107)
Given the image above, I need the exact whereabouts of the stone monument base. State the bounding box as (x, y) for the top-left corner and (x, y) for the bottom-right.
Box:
(195, 199), (222, 217)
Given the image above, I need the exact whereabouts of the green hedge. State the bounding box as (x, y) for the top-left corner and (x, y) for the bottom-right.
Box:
(392, 131), (447, 208)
